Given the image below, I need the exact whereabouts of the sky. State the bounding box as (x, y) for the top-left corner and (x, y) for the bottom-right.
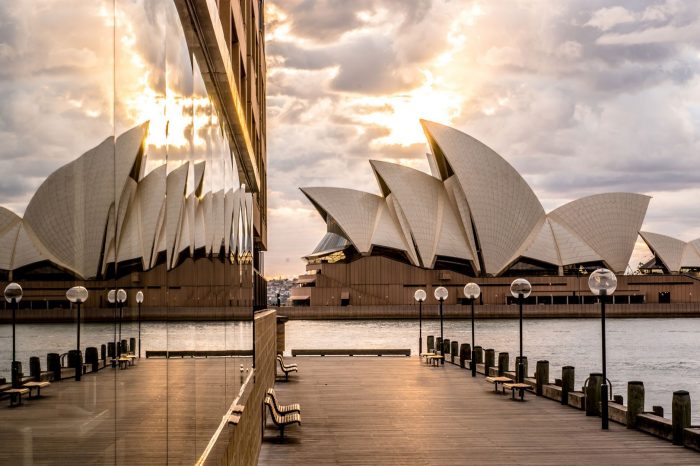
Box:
(263, 0), (700, 278)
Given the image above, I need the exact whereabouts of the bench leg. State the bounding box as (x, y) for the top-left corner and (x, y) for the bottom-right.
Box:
(280, 425), (285, 440)
(511, 389), (515, 400)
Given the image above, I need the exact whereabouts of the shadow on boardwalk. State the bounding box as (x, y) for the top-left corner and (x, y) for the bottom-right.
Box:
(260, 357), (700, 465)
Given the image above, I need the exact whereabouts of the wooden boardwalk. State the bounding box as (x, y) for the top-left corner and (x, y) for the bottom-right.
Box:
(0, 358), (250, 465)
(259, 357), (700, 465)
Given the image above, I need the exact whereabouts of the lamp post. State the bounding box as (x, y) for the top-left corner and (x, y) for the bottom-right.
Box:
(588, 268), (617, 430)
(510, 278), (531, 383)
(66, 286), (89, 381)
(108, 289), (117, 356)
(434, 286), (448, 365)
(136, 291), (144, 358)
(116, 289), (127, 345)
(4, 283), (23, 387)
(414, 289), (426, 355)
(464, 283), (481, 377)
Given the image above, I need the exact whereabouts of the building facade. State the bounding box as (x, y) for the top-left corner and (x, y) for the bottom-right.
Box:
(0, 0), (267, 314)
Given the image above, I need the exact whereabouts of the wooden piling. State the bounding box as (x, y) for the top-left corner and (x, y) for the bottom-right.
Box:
(484, 349), (495, 375)
(536, 360), (549, 396)
(459, 343), (471, 368)
(450, 341), (459, 364)
(427, 335), (434, 352)
(515, 356), (528, 378)
(561, 366), (575, 405)
(498, 352), (509, 376)
(443, 339), (451, 355)
(672, 390), (691, 445)
(627, 381), (644, 428)
(586, 373), (603, 417)
(474, 346), (483, 364)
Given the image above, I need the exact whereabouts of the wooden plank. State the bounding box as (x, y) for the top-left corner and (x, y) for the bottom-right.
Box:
(259, 357), (700, 465)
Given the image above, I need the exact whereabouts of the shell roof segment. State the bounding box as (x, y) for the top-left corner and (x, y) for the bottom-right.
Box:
(421, 119), (545, 275)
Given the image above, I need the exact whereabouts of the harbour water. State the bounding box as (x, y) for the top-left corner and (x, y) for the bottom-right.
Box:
(2, 317), (699, 422)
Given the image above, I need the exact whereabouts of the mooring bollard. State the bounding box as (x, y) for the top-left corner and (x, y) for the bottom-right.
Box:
(85, 347), (99, 372)
(672, 390), (691, 445)
(484, 349), (495, 375)
(586, 373), (603, 416)
(29, 357), (41, 382)
(474, 346), (483, 364)
(436, 337), (442, 357)
(498, 352), (509, 376)
(427, 335), (434, 353)
(652, 405), (664, 417)
(120, 339), (128, 355)
(130, 337), (136, 354)
(443, 339), (451, 356)
(101, 344), (106, 362)
(451, 341), (459, 364)
(515, 356), (528, 379)
(627, 381), (645, 428)
(562, 366), (575, 405)
(459, 343), (471, 368)
(536, 360), (549, 396)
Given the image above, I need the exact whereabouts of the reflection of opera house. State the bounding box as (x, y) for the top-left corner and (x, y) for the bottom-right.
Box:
(0, 124), (258, 315)
(295, 121), (700, 308)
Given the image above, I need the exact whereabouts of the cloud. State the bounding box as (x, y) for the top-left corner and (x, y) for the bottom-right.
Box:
(264, 0), (700, 277)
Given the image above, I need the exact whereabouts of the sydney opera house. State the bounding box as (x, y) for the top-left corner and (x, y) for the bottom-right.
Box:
(295, 121), (700, 307)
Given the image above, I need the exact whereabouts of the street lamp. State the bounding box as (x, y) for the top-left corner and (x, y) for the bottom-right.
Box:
(66, 286), (88, 381)
(464, 282), (481, 377)
(4, 283), (23, 387)
(588, 268), (617, 430)
(414, 289), (426, 355)
(108, 289), (117, 356)
(136, 290), (144, 358)
(434, 286), (448, 365)
(510, 278), (531, 383)
(116, 289), (127, 347)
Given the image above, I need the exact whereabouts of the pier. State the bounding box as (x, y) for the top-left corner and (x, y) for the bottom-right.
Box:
(259, 356), (700, 464)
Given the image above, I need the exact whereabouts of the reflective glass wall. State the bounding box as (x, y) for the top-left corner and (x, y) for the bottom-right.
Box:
(0, 1), (256, 463)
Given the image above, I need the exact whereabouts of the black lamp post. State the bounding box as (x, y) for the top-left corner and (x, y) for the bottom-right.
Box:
(117, 289), (127, 346)
(136, 290), (144, 358)
(108, 289), (117, 356)
(4, 283), (23, 387)
(589, 268), (617, 430)
(434, 286), (448, 365)
(510, 278), (531, 383)
(414, 289), (426, 355)
(66, 286), (89, 381)
(464, 283), (480, 377)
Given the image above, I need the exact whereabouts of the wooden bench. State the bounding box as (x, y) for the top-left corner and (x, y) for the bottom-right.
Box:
(426, 355), (444, 366)
(265, 396), (301, 439)
(277, 356), (298, 381)
(486, 376), (512, 393)
(503, 383), (531, 401)
(6, 388), (29, 407)
(113, 357), (130, 369)
(267, 388), (301, 415)
(24, 381), (50, 399)
(420, 352), (436, 363)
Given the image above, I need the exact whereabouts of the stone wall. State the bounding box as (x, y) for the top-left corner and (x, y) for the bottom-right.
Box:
(217, 309), (276, 466)
(272, 302), (700, 319)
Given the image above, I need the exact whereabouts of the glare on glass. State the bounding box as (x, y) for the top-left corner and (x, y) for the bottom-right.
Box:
(66, 286), (89, 303)
(4, 282), (23, 303)
(510, 278), (532, 299)
(464, 282), (481, 300)
(136, 290), (144, 304)
(414, 289), (426, 302)
(117, 289), (127, 303)
(434, 286), (448, 301)
(588, 268), (617, 296)
(107, 289), (116, 304)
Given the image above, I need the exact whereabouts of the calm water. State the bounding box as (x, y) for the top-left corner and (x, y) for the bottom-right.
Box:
(2, 318), (699, 422)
